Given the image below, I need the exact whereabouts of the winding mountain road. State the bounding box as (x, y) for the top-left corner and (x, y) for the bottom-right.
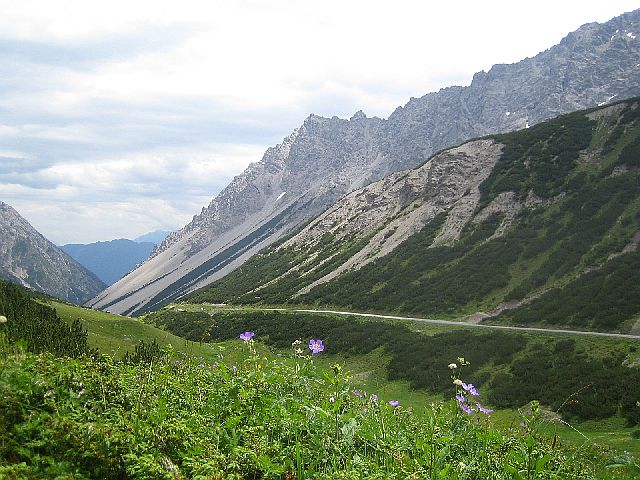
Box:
(260, 307), (640, 340)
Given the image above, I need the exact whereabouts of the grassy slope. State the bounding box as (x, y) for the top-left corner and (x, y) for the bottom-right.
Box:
(4, 342), (623, 479)
(49, 301), (221, 361)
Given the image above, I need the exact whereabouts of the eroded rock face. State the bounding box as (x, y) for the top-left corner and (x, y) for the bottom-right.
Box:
(0, 202), (105, 304)
(291, 139), (504, 294)
(90, 9), (640, 315)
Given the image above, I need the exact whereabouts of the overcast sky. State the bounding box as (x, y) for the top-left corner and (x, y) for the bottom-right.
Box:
(1, 1), (638, 244)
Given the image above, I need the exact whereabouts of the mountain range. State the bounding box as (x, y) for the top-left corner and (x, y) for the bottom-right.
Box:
(89, 9), (640, 316)
(189, 97), (640, 334)
(60, 239), (157, 286)
(59, 230), (169, 286)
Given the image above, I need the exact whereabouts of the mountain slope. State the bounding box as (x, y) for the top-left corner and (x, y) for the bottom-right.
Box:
(0, 202), (106, 304)
(61, 239), (156, 285)
(188, 98), (640, 334)
(91, 9), (640, 315)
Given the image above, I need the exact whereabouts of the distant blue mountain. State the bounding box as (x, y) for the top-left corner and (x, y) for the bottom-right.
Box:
(133, 230), (170, 245)
(61, 239), (155, 286)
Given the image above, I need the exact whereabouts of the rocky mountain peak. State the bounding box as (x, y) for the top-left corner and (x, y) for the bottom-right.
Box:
(350, 110), (367, 121)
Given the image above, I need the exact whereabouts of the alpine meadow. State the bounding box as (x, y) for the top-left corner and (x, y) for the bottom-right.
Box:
(2, 5), (640, 480)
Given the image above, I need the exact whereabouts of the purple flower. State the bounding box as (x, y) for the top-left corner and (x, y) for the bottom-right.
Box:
(462, 382), (480, 396)
(455, 394), (466, 403)
(371, 394), (378, 403)
(519, 421), (527, 428)
(389, 400), (399, 408)
(230, 365), (237, 373)
(354, 389), (363, 398)
(239, 331), (255, 342)
(459, 403), (474, 415)
(308, 339), (324, 354)
(476, 403), (493, 414)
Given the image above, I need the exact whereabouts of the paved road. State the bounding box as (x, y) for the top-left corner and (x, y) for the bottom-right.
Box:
(261, 307), (640, 340)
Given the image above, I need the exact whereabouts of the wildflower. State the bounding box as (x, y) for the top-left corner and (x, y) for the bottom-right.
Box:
(329, 396), (335, 403)
(459, 403), (474, 415)
(455, 394), (466, 403)
(453, 379), (463, 386)
(519, 422), (527, 428)
(476, 403), (493, 414)
(389, 400), (399, 408)
(448, 363), (457, 369)
(239, 331), (255, 342)
(371, 394), (378, 403)
(354, 389), (362, 397)
(308, 339), (324, 354)
(292, 339), (304, 355)
(230, 365), (237, 373)
(462, 383), (480, 396)
(0, 315), (7, 324)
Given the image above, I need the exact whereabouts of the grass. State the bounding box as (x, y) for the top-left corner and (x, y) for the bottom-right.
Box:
(48, 301), (221, 361)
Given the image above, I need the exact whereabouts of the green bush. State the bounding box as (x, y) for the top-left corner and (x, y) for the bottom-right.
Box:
(0, 280), (90, 357)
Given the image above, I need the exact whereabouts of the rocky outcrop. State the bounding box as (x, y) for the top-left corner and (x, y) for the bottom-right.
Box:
(290, 139), (504, 295)
(0, 201), (106, 304)
(90, 9), (640, 315)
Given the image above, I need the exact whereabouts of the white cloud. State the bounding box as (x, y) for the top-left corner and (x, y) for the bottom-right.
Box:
(1, 142), (265, 243)
(0, 0), (638, 243)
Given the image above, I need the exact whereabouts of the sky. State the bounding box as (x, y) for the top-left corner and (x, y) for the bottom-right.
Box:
(1, 1), (638, 244)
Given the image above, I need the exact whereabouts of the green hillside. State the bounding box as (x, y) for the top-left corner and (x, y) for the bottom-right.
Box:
(187, 99), (640, 333)
(0, 279), (90, 357)
(50, 301), (222, 361)
(0, 278), (219, 361)
(2, 280), (640, 476)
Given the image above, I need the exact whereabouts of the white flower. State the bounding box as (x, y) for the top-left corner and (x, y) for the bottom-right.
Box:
(448, 363), (458, 369)
(0, 315), (7, 324)
(453, 379), (463, 386)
